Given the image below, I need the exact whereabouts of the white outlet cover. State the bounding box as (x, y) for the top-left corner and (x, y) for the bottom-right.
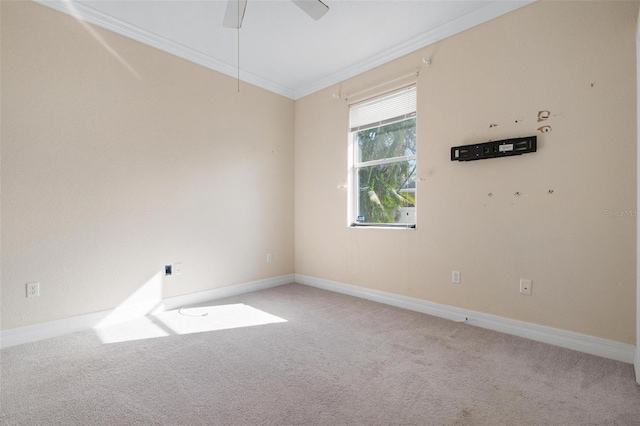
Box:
(452, 270), (461, 284)
(520, 279), (532, 295)
(174, 262), (183, 275)
(26, 282), (40, 298)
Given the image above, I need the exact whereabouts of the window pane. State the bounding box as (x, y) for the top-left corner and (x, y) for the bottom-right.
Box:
(356, 159), (416, 224)
(356, 118), (416, 163)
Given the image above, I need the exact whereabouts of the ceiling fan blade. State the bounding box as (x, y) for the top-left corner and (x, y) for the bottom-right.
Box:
(292, 0), (329, 21)
(223, 0), (247, 29)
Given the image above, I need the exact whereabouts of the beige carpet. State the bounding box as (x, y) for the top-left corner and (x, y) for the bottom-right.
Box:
(1, 283), (639, 425)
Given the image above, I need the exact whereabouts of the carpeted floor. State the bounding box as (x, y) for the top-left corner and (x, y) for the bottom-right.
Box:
(1, 283), (639, 425)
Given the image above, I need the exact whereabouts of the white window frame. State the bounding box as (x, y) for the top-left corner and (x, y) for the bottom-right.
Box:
(348, 85), (417, 228)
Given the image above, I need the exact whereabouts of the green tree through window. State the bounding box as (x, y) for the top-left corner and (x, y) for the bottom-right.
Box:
(356, 119), (416, 223)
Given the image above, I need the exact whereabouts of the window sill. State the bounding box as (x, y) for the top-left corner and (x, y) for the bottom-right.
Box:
(349, 224), (416, 230)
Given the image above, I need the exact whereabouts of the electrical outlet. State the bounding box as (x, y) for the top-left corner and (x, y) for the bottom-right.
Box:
(174, 262), (183, 275)
(165, 264), (172, 276)
(26, 282), (40, 298)
(520, 279), (532, 295)
(267, 253), (272, 263)
(452, 270), (461, 284)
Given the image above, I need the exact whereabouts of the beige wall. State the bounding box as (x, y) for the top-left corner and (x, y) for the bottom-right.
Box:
(295, 1), (638, 344)
(1, 2), (295, 329)
(2, 0), (637, 346)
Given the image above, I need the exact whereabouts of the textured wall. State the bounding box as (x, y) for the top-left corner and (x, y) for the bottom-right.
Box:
(295, 1), (638, 344)
(1, 2), (295, 329)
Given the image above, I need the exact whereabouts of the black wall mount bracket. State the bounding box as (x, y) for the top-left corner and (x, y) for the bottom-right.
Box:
(451, 136), (536, 162)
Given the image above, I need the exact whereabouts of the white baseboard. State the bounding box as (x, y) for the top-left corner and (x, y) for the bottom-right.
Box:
(4, 273), (635, 365)
(0, 274), (294, 349)
(295, 274), (636, 364)
(633, 344), (640, 385)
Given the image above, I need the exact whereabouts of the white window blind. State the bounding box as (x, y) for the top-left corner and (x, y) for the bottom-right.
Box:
(350, 85), (416, 132)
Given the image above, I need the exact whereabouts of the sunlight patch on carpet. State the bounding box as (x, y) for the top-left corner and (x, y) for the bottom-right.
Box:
(94, 316), (170, 344)
(94, 303), (287, 344)
(156, 304), (288, 335)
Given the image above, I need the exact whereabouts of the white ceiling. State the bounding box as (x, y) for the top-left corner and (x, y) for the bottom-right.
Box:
(35, 0), (533, 99)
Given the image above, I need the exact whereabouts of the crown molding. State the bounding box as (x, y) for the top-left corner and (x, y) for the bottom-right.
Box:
(293, 0), (535, 99)
(33, 0), (533, 101)
(32, 0), (296, 99)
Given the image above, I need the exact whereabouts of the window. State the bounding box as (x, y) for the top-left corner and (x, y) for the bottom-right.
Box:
(348, 85), (417, 227)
